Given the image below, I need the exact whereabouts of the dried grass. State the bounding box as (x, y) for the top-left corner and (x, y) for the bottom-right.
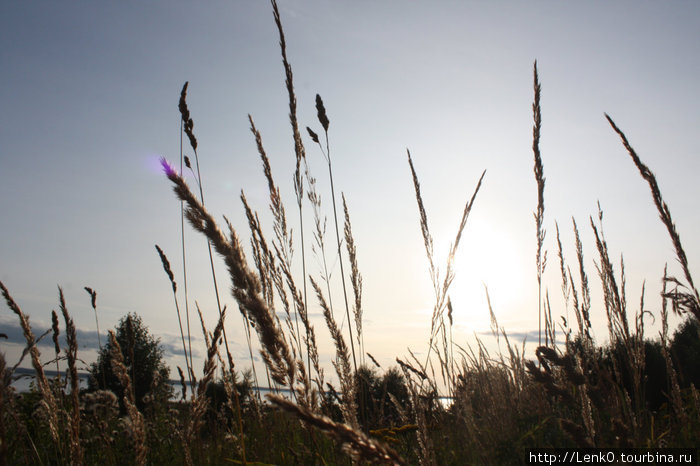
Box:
(59, 287), (82, 465)
(310, 276), (358, 428)
(605, 113), (700, 321)
(108, 330), (147, 465)
(312, 93), (359, 374)
(343, 193), (365, 363)
(0, 352), (10, 465)
(155, 244), (194, 387)
(0, 281), (60, 444)
(162, 158), (296, 388)
(268, 394), (405, 465)
(532, 61), (547, 347)
(407, 147), (485, 392)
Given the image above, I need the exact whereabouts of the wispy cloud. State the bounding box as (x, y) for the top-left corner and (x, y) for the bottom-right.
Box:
(275, 311), (324, 321)
(158, 333), (203, 358)
(0, 317), (203, 358)
(475, 329), (540, 343)
(0, 317), (101, 349)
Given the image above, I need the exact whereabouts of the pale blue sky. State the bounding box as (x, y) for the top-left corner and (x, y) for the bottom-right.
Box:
(1, 1), (699, 381)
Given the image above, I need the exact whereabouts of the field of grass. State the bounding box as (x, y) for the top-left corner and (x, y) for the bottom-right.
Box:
(1, 1), (699, 464)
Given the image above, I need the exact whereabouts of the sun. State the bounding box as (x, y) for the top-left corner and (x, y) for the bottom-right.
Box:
(448, 217), (530, 331)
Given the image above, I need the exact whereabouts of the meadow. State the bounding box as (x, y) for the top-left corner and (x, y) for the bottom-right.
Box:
(1, 1), (699, 464)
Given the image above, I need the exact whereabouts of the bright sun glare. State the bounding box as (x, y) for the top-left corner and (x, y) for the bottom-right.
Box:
(449, 218), (529, 332)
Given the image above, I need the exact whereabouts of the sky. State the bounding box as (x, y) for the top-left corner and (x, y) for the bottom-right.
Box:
(1, 1), (699, 387)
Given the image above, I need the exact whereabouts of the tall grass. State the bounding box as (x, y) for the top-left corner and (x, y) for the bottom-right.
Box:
(532, 61), (547, 349)
(1, 1), (699, 464)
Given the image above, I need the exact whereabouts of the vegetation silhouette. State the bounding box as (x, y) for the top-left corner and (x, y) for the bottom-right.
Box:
(88, 313), (172, 412)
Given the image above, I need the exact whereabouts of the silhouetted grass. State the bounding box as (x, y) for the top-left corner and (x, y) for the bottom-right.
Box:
(1, 1), (699, 464)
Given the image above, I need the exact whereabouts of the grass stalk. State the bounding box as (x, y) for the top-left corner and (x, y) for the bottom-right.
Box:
(108, 330), (147, 465)
(155, 244), (194, 388)
(605, 113), (700, 321)
(268, 394), (406, 465)
(184, 307), (228, 465)
(83, 287), (101, 350)
(161, 157), (295, 387)
(247, 115), (304, 374)
(310, 276), (358, 427)
(312, 94), (359, 374)
(532, 60), (547, 348)
(555, 222), (571, 329)
(178, 118), (195, 380)
(572, 217), (592, 339)
(271, 0), (312, 379)
(50, 310), (61, 384)
(407, 148), (485, 376)
(84, 287), (106, 387)
(58, 287), (82, 466)
(342, 193), (364, 365)
(0, 281), (60, 445)
(179, 82), (240, 385)
(0, 352), (9, 466)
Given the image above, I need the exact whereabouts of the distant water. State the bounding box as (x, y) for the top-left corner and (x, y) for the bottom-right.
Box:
(10, 368), (91, 393)
(10, 368), (450, 407)
(173, 380), (294, 402)
(10, 368), (293, 402)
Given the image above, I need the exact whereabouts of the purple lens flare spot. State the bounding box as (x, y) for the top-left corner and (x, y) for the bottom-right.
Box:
(160, 157), (177, 177)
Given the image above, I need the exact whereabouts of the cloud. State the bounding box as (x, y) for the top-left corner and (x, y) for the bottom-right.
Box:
(0, 317), (203, 358)
(275, 311), (324, 322)
(158, 333), (203, 358)
(0, 317), (101, 350)
(475, 329), (541, 343)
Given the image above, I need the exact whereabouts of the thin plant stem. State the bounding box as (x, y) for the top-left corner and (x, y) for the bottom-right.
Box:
(179, 119), (195, 377)
(605, 113), (700, 320)
(342, 193), (364, 367)
(162, 156), (295, 386)
(155, 244), (193, 388)
(532, 60), (547, 348)
(84, 287), (106, 388)
(298, 205), (311, 374)
(271, 0), (310, 380)
(179, 82), (252, 386)
(315, 98), (358, 374)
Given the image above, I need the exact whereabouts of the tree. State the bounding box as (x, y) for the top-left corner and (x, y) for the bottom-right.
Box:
(89, 313), (171, 411)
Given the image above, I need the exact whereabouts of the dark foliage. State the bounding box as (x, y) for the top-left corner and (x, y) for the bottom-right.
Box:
(203, 369), (254, 435)
(671, 317), (700, 388)
(552, 316), (700, 417)
(88, 313), (171, 412)
(599, 316), (700, 412)
(355, 365), (410, 429)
